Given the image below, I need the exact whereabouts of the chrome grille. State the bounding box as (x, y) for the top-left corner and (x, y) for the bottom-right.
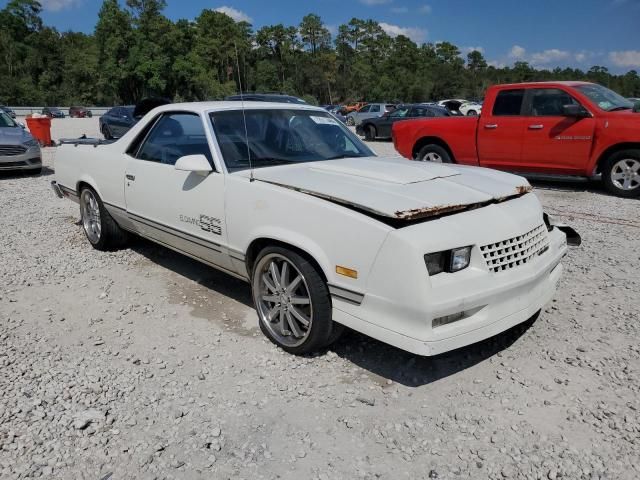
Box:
(480, 224), (549, 273)
(0, 145), (27, 156)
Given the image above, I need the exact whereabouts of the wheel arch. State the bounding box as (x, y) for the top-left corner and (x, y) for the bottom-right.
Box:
(594, 142), (640, 174)
(412, 136), (456, 162)
(76, 177), (103, 201)
(245, 237), (330, 284)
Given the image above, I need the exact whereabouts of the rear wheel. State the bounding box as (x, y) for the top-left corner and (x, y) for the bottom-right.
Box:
(251, 246), (338, 355)
(364, 124), (376, 141)
(416, 144), (452, 163)
(467, 110), (478, 116)
(79, 187), (128, 250)
(602, 150), (640, 198)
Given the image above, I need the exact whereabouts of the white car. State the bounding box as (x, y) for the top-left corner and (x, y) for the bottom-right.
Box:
(52, 102), (577, 356)
(438, 99), (483, 116)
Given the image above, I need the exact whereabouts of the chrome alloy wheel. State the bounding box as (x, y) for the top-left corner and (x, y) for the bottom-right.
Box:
(80, 190), (102, 244)
(610, 158), (640, 191)
(422, 152), (442, 163)
(253, 253), (313, 348)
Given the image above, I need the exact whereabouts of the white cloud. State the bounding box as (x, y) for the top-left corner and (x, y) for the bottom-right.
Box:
(360, 0), (392, 5)
(608, 50), (640, 68)
(462, 46), (485, 55)
(379, 22), (427, 43)
(391, 6), (409, 13)
(40, 0), (82, 11)
(530, 49), (570, 64)
(418, 4), (432, 14)
(213, 6), (253, 23)
(508, 45), (526, 59)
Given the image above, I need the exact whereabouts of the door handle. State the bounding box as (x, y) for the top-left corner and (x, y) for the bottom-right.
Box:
(484, 124), (498, 129)
(528, 124), (544, 130)
(126, 174), (135, 181)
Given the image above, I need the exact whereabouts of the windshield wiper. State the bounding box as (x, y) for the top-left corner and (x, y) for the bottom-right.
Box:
(608, 106), (631, 112)
(325, 154), (365, 160)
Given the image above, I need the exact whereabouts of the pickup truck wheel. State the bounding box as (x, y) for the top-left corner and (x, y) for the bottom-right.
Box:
(79, 187), (128, 250)
(602, 150), (640, 198)
(252, 247), (334, 355)
(364, 125), (376, 141)
(416, 144), (452, 164)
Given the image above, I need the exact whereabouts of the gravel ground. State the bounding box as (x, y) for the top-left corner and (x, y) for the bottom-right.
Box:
(1, 118), (639, 479)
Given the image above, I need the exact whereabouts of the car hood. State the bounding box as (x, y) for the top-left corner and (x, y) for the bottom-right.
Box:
(0, 127), (34, 145)
(249, 156), (532, 221)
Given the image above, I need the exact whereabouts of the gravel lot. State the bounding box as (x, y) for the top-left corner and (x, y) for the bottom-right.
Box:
(1, 118), (639, 479)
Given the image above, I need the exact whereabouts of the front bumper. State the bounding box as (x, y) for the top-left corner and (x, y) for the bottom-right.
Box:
(0, 146), (42, 171)
(331, 194), (572, 356)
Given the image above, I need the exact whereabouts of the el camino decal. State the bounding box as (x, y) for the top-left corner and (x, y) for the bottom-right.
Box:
(179, 214), (222, 235)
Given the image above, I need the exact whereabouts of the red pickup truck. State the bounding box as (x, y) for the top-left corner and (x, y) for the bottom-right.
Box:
(393, 81), (640, 197)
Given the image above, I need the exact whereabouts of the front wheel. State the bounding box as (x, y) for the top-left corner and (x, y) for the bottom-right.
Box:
(102, 124), (113, 140)
(364, 124), (376, 141)
(346, 116), (355, 126)
(602, 150), (640, 198)
(80, 187), (128, 250)
(251, 246), (340, 355)
(416, 144), (452, 163)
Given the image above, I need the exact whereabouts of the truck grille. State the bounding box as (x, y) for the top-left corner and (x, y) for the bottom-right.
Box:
(480, 224), (549, 273)
(0, 145), (27, 156)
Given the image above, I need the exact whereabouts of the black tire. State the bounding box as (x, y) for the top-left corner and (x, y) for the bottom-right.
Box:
(467, 110), (478, 116)
(364, 124), (376, 141)
(102, 124), (113, 140)
(252, 246), (334, 355)
(416, 144), (453, 163)
(601, 149), (640, 198)
(79, 186), (128, 251)
(346, 116), (355, 126)
(87, 112), (93, 118)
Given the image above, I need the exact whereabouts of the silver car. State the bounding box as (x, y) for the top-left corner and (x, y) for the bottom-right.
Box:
(346, 103), (395, 126)
(0, 111), (42, 174)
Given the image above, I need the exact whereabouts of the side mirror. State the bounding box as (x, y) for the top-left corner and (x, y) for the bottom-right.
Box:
(562, 104), (589, 118)
(175, 154), (212, 176)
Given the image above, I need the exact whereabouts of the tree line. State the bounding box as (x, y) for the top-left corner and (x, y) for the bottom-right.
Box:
(1, 0), (639, 107)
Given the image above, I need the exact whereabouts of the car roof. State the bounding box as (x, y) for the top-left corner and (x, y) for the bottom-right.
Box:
(147, 102), (326, 115)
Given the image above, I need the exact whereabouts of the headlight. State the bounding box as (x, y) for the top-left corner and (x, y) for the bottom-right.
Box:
(424, 246), (472, 276)
(24, 139), (39, 148)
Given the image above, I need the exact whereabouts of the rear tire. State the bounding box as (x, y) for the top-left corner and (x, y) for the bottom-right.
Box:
(601, 149), (640, 198)
(79, 187), (128, 251)
(416, 144), (452, 163)
(252, 246), (335, 355)
(364, 124), (376, 141)
(467, 110), (478, 116)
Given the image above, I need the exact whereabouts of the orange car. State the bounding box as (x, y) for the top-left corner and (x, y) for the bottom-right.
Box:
(342, 102), (368, 114)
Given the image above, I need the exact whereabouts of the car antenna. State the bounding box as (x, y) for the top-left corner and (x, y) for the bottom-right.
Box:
(234, 41), (254, 182)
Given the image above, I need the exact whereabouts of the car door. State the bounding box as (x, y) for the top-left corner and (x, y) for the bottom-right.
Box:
(477, 89), (526, 170)
(520, 88), (595, 174)
(379, 106), (410, 137)
(364, 104), (381, 122)
(124, 111), (233, 272)
(354, 105), (371, 124)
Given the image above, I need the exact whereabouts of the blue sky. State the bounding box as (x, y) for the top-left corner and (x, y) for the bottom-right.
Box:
(10, 0), (640, 72)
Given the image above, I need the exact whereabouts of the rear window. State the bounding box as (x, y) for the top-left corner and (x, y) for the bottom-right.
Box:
(492, 89), (525, 116)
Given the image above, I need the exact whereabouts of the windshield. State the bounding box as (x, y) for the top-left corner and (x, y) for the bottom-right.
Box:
(209, 109), (374, 172)
(575, 84), (634, 111)
(0, 111), (17, 127)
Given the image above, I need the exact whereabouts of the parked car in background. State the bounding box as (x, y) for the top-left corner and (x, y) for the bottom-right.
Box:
(357, 104), (450, 140)
(438, 99), (482, 116)
(69, 106), (93, 118)
(99, 106), (136, 139)
(346, 103), (395, 126)
(42, 107), (65, 118)
(394, 81), (640, 197)
(342, 102), (367, 114)
(225, 93), (307, 104)
(52, 100), (578, 357)
(1, 106), (16, 119)
(0, 110), (41, 174)
(323, 105), (348, 123)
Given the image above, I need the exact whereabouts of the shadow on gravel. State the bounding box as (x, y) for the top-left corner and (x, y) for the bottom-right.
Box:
(527, 176), (604, 195)
(330, 314), (539, 387)
(130, 237), (253, 308)
(0, 167), (53, 179)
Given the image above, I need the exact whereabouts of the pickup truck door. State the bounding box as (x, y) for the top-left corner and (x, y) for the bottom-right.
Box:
(477, 89), (526, 170)
(520, 88), (595, 174)
(124, 112), (233, 272)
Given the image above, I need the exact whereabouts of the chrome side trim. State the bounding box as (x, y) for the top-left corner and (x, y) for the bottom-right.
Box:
(51, 181), (64, 198)
(57, 184), (79, 203)
(328, 284), (365, 306)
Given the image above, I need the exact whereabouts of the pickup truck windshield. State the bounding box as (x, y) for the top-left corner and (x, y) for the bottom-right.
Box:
(210, 109), (374, 171)
(575, 84), (634, 111)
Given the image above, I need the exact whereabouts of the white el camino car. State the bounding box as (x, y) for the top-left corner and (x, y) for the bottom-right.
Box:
(52, 102), (579, 356)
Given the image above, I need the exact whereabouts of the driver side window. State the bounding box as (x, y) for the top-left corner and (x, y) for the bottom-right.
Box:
(529, 89), (580, 116)
(136, 113), (213, 167)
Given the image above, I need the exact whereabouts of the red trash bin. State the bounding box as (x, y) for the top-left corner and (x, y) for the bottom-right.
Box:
(25, 116), (53, 147)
